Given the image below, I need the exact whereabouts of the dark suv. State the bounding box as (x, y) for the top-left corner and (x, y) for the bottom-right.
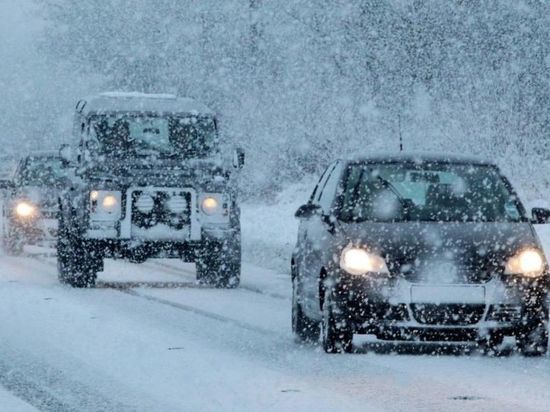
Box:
(57, 92), (244, 288)
(2, 152), (64, 254)
(291, 154), (550, 355)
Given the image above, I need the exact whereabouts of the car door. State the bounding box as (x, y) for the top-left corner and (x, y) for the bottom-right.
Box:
(295, 163), (333, 275)
(301, 161), (343, 317)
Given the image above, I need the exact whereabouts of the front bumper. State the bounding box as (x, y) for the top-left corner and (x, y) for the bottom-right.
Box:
(331, 270), (548, 337)
(84, 227), (239, 261)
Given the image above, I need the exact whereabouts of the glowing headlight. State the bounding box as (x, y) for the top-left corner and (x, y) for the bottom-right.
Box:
(89, 190), (121, 218)
(340, 246), (389, 275)
(201, 196), (220, 215)
(102, 195), (118, 211)
(505, 248), (546, 277)
(15, 201), (36, 218)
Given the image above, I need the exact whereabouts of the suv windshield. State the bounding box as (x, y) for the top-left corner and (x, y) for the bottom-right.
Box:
(89, 114), (217, 158)
(19, 156), (65, 187)
(338, 162), (524, 223)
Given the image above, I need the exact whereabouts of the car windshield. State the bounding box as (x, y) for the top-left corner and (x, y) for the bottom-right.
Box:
(338, 162), (525, 223)
(19, 156), (65, 186)
(89, 114), (217, 158)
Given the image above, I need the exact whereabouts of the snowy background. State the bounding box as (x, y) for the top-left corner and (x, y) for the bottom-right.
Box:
(3, 1), (550, 200)
(3, 2), (550, 410)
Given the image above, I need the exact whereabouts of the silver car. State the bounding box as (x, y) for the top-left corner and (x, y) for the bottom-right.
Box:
(291, 154), (550, 355)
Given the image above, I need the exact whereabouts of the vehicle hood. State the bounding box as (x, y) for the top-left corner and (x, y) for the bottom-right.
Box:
(16, 186), (61, 209)
(338, 221), (542, 283)
(83, 157), (230, 188)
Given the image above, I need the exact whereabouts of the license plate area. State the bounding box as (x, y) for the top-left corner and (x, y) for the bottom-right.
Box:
(410, 285), (485, 304)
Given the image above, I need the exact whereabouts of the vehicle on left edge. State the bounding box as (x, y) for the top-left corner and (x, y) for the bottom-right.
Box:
(1, 152), (65, 255)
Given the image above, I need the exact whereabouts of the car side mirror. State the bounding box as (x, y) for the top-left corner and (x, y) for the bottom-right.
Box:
(233, 148), (245, 169)
(295, 203), (321, 219)
(0, 179), (14, 190)
(532, 207), (550, 224)
(59, 144), (74, 166)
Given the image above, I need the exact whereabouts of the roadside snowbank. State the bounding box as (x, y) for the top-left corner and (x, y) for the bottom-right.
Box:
(241, 178), (316, 273)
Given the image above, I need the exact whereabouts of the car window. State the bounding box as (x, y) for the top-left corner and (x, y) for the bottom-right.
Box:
(318, 162), (342, 214)
(338, 162), (525, 223)
(309, 163), (335, 204)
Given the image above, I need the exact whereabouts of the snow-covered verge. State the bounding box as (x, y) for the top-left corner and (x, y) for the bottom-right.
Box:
(241, 178), (316, 273)
(0, 386), (35, 412)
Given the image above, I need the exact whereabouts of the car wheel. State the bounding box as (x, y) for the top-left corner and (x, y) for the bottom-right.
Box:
(291, 273), (320, 343)
(196, 240), (240, 288)
(57, 218), (98, 288)
(517, 316), (548, 357)
(321, 288), (353, 354)
(477, 331), (504, 355)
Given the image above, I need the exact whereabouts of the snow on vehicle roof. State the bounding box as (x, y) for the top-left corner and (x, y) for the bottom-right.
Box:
(348, 151), (494, 166)
(78, 92), (215, 116)
(26, 150), (59, 159)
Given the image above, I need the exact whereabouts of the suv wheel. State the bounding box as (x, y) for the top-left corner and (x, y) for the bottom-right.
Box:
(321, 288), (353, 354)
(517, 314), (548, 357)
(57, 218), (98, 288)
(196, 240), (240, 288)
(292, 270), (320, 343)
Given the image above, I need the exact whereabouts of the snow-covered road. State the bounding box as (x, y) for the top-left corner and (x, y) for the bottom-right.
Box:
(0, 253), (549, 411)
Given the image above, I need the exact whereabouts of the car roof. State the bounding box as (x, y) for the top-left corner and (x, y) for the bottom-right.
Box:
(77, 92), (215, 116)
(345, 152), (496, 167)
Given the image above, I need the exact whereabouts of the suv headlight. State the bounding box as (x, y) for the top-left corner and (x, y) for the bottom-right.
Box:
(340, 246), (389, 275)
(15, 201), (37, 218)
(90, 190), (121, 220)
(504, 248), (546, 277)
(200, 194), (229, 216)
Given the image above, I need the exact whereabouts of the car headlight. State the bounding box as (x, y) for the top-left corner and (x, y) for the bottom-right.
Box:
(201, 196), (221, 215)
(340, 246), (389, 275)
(90, 190), (121, 218)
(505, 248), (546, 277)
(15, 201), (36, 218)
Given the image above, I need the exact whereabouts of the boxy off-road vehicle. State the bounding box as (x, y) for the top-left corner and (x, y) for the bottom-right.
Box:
(57, 92), (244, 288)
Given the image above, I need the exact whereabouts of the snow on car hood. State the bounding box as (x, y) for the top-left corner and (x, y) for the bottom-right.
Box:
(17, 185), (61, 209)
(338, 221), (541, 283)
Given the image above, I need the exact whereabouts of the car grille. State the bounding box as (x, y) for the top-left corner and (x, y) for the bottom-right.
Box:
(131, 190), (191, 229)
(410, 304), (486, 325)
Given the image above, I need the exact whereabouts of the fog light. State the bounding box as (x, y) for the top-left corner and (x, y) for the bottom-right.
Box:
(136, 193), (154, 213)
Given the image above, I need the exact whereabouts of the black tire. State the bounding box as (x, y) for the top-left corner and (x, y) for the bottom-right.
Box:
(321, 288), (353, 353)
(196, 239), (240, 288)
(57, 217), (98, 288)
(292, 272), (320, 343)
(517, 315), (548, 357)
(477, 331), (504, 356)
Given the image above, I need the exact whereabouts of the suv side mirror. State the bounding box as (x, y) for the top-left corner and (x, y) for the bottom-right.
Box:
(233, 148), (245, 169)
(295, 203), (321, 219)
(59, 144), (74, 166)
(532, 207), (550, 224)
